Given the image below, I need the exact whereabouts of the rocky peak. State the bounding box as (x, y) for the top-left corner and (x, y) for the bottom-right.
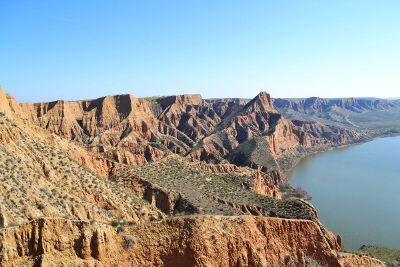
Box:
(156, 94), (203, 110)
(244, 91), (276, 113)
(96, 94), (133, 114)
(0, 87), (24, 118)
(81, 94), (153, 120)
(0, 87), (9, 115)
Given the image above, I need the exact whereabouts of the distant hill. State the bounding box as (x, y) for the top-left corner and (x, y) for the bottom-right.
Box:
(273, 97), (400, 132)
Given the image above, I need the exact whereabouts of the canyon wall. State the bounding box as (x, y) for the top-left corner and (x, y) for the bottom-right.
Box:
(0, 216), (346, 267)
(0, 88), (387, 266)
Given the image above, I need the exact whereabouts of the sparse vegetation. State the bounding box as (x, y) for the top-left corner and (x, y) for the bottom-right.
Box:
(123, 235), (135, 249)
(1, 87), (399, 266)
(0, 115), (160, 227)
(128, 156), (316, 220)
(280, 182), (312, 200)
(226, 137), (278, 170)
(305, 256), (323, 267)
(141, 96), (163, 101)
(356, 245), (400, 267)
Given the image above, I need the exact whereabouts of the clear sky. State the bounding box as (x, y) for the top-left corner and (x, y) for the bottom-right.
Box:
(1, 0), (399, 102)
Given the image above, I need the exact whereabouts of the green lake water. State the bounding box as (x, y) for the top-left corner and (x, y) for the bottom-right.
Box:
(288, 137), (400, 250)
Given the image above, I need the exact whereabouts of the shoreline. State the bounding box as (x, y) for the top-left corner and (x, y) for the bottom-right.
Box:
(282, 131), (400, 180)
(285, 132), (400, 252)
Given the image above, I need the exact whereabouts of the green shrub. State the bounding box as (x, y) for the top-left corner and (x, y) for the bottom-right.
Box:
(123, 235), (135, 249)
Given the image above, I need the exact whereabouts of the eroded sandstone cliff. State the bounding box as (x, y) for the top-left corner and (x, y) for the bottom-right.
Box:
(0, 88), (386, 266)
(20, 90), (370, 176)
(0, 216), (347, 267)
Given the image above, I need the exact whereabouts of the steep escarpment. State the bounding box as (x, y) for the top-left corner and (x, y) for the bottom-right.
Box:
(187, 92), (367, 174)
(0, 110), (162, 227)
(119, 215), (342, 267)
(12, 90), (374, 202)
(156, 94), (220, 141)
(19, 90), (372, 177)
(187, 92), (297, 166)
(0, 216), (345, 267)
(20, 94), (184, 166)
(0, 87), (24, 119)
(0, 218), (117, 266)
(0, 87), (386, 266)
(20, 94), (157, 141)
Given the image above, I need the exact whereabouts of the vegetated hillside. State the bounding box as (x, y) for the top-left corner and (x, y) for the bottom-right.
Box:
(114, 155), (316, 218)
(0, 111), (162, 227)
(357, 245), (400, 267)
(273, 97), (400, 133)
(0, 87), (386, 266)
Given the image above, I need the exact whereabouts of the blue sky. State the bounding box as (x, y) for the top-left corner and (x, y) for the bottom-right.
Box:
(1, 0), (399, 102)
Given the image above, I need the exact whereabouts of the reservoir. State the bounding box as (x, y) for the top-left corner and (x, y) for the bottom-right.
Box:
(288, 136), (400, 250)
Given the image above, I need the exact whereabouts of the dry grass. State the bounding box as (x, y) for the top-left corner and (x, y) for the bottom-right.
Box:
(0, 115), (161, 227)
(127, 156), (316, 220)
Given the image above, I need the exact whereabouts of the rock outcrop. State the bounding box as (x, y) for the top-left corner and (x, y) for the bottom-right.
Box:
(20, 94), (178, 167)
(0, 87), (24, 119)
(0, 107), (161, 227)
(18, 90), (373, 177)
(0, 216), (346, 267)
(187, 92), (368, 174)
(0, 218), (116, 266)
(338, 253), (384, 267)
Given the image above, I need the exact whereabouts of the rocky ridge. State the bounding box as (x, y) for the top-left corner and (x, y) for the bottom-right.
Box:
(273, 97), (400, 133)
(0, 87), (386, 266)
(20, 91), (371, 174)
(273, 97), (400, 114)
(0, 216), (344, 267)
